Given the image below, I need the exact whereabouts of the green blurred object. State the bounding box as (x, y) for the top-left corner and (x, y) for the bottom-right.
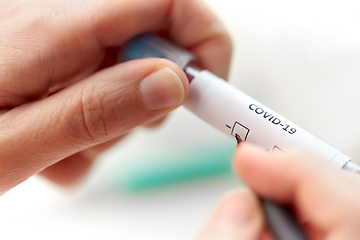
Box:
(111, 141), (236, 191)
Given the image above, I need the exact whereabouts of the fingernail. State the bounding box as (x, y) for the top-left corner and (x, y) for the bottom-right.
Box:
(140, 67), (185, 110)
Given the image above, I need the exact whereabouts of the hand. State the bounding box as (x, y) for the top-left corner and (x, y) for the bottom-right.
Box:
(0, 0), (232, 193)
(197, 144), (360, 240)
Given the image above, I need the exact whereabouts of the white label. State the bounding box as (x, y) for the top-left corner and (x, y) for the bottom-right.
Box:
(184, 70), (350, 167)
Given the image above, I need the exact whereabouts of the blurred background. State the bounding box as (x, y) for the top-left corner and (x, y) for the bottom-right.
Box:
(1, 0), (360, 239)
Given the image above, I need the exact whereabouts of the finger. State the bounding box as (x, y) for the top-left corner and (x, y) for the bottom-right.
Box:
(233, 144), (360, 231)
(143, 116), (167, 129)
(80, 135), (126, 159)
(0, 0), (231, 108)
(0, 0), (24, 9)
(197, 189), (264, 240)
(0, 58), (188, 193)
(38, 152), (92, 186)
(39, 135), (125, 186)
(89, 0), (232, 78)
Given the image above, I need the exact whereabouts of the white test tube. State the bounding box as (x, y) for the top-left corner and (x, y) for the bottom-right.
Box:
(184, 66), (355, 169)
(118, 34), (360, 172)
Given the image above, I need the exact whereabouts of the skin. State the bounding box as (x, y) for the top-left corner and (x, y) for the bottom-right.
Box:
(3, 1), (360, 239)
(0, 0), (232, 192)
(197, 144), (360, 240)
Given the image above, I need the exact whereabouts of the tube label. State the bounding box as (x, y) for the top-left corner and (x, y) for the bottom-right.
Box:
(184, 70), (350, 167)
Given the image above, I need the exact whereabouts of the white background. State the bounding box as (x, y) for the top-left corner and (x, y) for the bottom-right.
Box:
(1, 0), (360, 239)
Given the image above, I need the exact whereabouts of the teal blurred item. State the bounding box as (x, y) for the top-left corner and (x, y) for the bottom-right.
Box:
(110, 140), (236, 192)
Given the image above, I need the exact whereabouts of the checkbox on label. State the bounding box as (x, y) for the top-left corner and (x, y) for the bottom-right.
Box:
(272, 146), (284, 153)
(231, 121), (250, 142)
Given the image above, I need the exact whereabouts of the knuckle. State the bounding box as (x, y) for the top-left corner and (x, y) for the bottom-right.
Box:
(78, 84), (114, 142)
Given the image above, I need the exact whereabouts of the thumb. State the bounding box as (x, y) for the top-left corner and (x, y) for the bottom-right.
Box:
(0, 58), (188, 193)
(197, 190), (265, 240)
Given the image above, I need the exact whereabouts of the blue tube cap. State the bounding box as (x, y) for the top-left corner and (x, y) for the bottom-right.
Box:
(117, 34), (196, 69)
